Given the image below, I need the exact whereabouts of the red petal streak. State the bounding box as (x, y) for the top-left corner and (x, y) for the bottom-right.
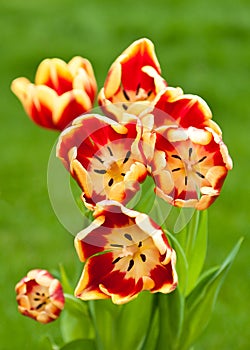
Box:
(150, 262), (174, 292)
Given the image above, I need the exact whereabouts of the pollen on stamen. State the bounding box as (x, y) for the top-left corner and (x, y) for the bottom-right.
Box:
(127, 259), (134, 271)
(198, 156), (207, 163)
(107, 146), (113, 157)
(138, 241), (142, 247)
(121, 173), (126, 176)
(112, 257), (122, 264)
(124, 233), (133, 241)
(123, 89), (130, 101)
(94, 169), (107, 174)
(147, 90), (153, 97)
(123, 150), (131, 163)
(189, 147), (193, 159)
(140, 254), (146, 262)
(108, 178), (114, 187)
(185, 175), (188, 186)
(196, 171), (205, 179)
(94, 155), (104, 164)
(136, 83), (140, 95)
(171, 154), (182, 160)
(172, 167), (181, 172)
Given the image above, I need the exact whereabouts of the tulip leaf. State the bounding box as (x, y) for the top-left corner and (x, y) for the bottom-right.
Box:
(115, 292), (154, 350)
(156, 288), (185, 350)
(185, 210), (208, 295)
(179, 238), (243, 349)
(60, 294), (94, 343)
(59, 264), (74, 294)
(167, 232), (188, 295)
(60, 339), (96, 350)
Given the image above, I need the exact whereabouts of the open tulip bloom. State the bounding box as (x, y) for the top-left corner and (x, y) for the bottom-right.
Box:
(12, 38), (242, 350)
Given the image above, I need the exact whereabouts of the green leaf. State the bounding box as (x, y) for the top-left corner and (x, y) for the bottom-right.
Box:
(59, 264), (74, 294)
(115, 292), (154, 350)
(156, 288), (185, 350)
(179, 238), (243, 350)
(185, 210), (208, 295)
(60, 294), (94, 343)
(167, 232), (188, 295)
(60, 339), (96, 350)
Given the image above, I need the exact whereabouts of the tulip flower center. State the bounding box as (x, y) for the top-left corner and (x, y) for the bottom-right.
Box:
(108, 231), (160, 281)
(112, 85), (154, 110)
(31, 286), (50, 311)
(169, 146), (208, 188)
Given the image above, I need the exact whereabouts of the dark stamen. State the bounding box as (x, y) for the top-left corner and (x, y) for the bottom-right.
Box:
(189, 147), (193, 159)
(122, 103), (128, 110)
(172, 167), (181, 172)
(112, 257), (122, 264)
(124, 233), (133, 241)
(121, 173), (126, 176)
(108, 178), (114, 187)
(94, 169), (107, 174)
(127, 259), (134, 271)
(107, 146), (113, 157)
(136, 83), (140, 95)
(36, 302), (46, 310)
(138, 241), (142, 248)
(110, 243), (123, 248)
(140, 254), (146, 262)
(196, 171), (205, 179)
(94, 155), (104, 164)
(147, 90), (153, 97)
(35, 292), (41, 296)
(33, 298), (40, 301)
(185, 175), (188, 186)
(123, 150), (131, 163)
(198, 156), (207, 163)
(123, 89), (130, 101)
(171, 154), (182, 160)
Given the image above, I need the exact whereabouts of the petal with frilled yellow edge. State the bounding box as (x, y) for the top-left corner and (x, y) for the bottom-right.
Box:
(15, 269), (64, 324)
(152, 126), (232, 210)
(74, 201), (177, 304)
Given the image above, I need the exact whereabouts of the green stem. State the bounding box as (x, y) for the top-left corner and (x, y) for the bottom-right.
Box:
(139, 294), (159, 350)
(87, 301), (103, 350)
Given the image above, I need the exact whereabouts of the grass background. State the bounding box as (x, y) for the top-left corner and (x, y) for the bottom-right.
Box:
(0, 0), (249, 348)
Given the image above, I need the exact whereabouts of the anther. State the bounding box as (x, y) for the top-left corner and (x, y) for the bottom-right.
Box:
(110, 243), (123, 248)
(189, 147), (193, 159)
(94, 155), (104, 164)
(94, 169), (107, 174)
(140, 254), (146, 262)
(196, 171), (205, 179)
(122, 104), (128, 110)
(123, 89), (130, 101)
(123, 150), (131, 163)
(147, 90), (153, 97)
(127, 259), (134, 271)
(138, 241), (142, 248)
(108, 178), (114, 187)
(107, 146), (113, 157)
(198, 156), (207, 163)
(121, 173), (126, 176)
(185, 175), (188, 186)
(136, 84), (140, 95)
(124, 233), (133, 241)
(171, 154), (182, 160)
(172, 167), (181, 172)
(112, 257), (122, 264)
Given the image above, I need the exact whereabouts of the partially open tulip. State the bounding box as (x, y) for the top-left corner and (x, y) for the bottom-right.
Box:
(15, 269), (64, 324)
(98, 38), (167, 121)
(74, 201), (177, 304)
(11, 56), (97, 131)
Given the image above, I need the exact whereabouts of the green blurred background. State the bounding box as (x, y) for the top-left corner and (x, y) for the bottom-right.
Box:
(0, 0), (249, 348)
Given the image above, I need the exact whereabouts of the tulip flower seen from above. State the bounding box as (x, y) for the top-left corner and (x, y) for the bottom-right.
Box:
(74, 201), (177, 304)
(57, 114), (149, 210)
(15, 269), (65, 324)
(11, 56), (97, 131)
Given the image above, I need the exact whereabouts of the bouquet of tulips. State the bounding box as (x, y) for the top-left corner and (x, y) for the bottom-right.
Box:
(11, 38), (242, 350)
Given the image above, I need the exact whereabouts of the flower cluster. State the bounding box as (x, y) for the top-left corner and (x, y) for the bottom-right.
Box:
(12, 38), (232, 309)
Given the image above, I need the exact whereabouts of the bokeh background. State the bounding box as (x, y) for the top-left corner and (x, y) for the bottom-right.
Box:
(0, 0), (249, 349)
